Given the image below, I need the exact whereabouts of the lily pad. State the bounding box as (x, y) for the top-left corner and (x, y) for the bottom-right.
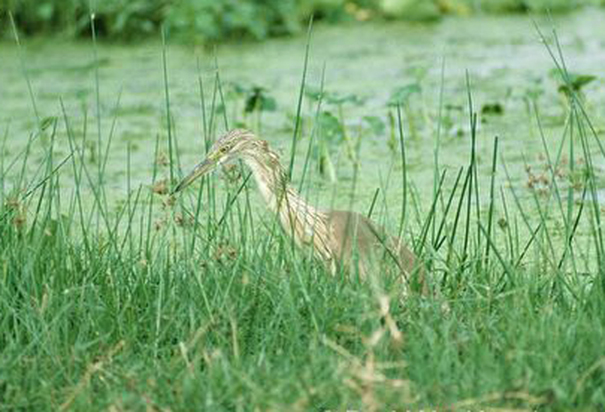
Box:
(305, 88), (364, 106)
(39, 116), (57, 131)
(362, 116), (386, 136)
(318, 111), (345, 146)
(387, 84), (421, 107)
(549, 70), (597, 94)
(244, 87), (277, 113)
(481, 102), (504, 116)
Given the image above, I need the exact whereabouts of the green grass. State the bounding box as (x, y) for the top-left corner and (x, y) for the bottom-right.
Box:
(1, 22), (605, 412)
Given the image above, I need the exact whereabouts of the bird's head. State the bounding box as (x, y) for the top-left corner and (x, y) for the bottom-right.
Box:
(173, 129), (258, 193)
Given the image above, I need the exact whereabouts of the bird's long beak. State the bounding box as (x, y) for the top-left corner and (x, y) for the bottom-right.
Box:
(172, 157), (216, 194)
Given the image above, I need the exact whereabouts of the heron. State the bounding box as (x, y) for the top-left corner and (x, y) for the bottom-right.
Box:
(173, 129), (426, 291)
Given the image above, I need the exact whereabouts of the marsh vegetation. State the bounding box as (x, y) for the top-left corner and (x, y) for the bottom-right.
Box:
(1, 6), (605, 411)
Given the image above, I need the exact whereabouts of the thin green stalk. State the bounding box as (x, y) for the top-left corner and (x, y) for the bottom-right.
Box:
(146, 133), (162, 256)
(521, 154), (558, 263)
(200, 71), (220, 239)
(299, 62), (326, 194)
(396, 104), (408, 241)
(501, 158), (560, 273)
(434, 167), (464, 252)
(60, 100), (122, 260)
(119, 189), (144, 257)
(287, 16), (313, 181)
(154, 248), (166, 361)
(462, 112), (477, 260)
(0, 124), (6, 205)
(417, 170), (447, 256)
(162, 27), (175, 185)
(576, 112), (604, 271)
(367, 188), (380, 219)
(448, 166), (471, 258)
(9, 12), (40, 127)
(100, 88), (123, 180)
(89, 5), (102, 179)
(217, 173), (253, 228)
(557, 183), (587, 270)
(126, 142), (133, 253)
(63, 110), (88, 237)
(28, 119), (57, 237)
(191, 61), (210, 255)
(432, 57), (446, 243)
(499, 187), (514, 261)
(478, 223), (515, 286)
(197, 57), (209, 146)
(214, 52), (230, 131)
(533, 100), (569, 237)
(485, 136), (499, 263)
(464, 72), (479, 259)
(96, 87), (123, 222)
(211, 59), (252, 248)
(63, 106), (91, 255)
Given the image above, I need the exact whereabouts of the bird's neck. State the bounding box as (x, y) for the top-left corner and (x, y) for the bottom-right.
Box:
(243, 147), (325, 245)
(243, 149), (301, 213)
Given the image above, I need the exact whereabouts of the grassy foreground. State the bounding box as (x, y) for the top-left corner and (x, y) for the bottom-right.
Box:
(2, 27), (605, 412)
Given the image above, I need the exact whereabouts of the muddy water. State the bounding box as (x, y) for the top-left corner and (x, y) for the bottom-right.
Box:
(1, 9), (604, 242)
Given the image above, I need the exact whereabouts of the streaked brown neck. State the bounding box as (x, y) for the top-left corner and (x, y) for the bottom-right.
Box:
(242, 141), (328, 252)
(242, 146), (289, 212)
